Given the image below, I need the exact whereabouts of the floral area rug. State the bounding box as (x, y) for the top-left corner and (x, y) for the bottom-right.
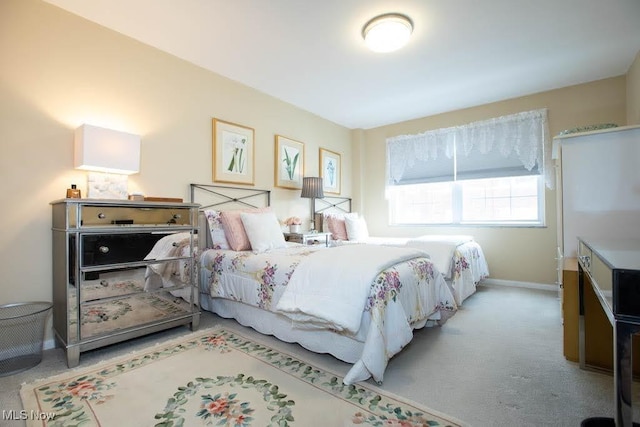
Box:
(21, 327), (464, 426)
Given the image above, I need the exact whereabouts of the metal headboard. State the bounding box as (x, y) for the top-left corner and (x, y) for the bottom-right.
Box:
(315, 196), (352, 215)
(190, 184), (271, 210)
(190, 184), (271, 252)
(313, 195), (352, 232)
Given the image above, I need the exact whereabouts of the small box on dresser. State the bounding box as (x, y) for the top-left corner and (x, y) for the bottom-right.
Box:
(51, 198), (200, 367)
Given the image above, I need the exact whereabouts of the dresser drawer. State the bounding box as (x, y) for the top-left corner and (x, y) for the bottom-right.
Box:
(78, 289), (194, 340)
(80, 205), (193, 227)
(78, 267), (146, 302)
(78, 262), (190, 302)
(80, 233), (167, 266)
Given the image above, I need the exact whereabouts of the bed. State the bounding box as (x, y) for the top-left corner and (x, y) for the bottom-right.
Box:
(175, 184), (458, 385)
(315, 196), (489, 306)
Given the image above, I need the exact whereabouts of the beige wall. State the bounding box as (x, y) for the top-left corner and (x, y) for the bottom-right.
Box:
(357, 77), (627, 284)
(628, 50), (640, 125)
(0, 0), (351, 305)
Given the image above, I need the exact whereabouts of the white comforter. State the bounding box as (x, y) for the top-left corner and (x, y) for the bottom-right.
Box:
(331, 234), (488, 305)
(200, 244), (456, 384)
(335, 235), (474, 277)
(405, 235), (473, 277)
(276, 244), (428, 334)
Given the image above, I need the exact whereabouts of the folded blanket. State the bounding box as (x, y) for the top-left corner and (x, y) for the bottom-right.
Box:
(275, 244), (428, 334)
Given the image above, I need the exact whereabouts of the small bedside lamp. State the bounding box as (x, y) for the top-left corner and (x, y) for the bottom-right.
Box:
(74, 124), (141, 199)
(301, 177), (324, 232)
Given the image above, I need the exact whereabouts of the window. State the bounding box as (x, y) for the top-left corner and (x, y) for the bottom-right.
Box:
(388, 176), (543, 225)
(388, 182), (453, 224)
(386, 109), (551, 226)
(461, 176), (541, 223)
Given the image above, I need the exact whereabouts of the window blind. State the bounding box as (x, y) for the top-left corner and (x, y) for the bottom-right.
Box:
(386, 108), (552, 187)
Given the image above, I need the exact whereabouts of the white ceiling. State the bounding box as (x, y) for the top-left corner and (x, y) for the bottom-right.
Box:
(44, 0), (640, 129)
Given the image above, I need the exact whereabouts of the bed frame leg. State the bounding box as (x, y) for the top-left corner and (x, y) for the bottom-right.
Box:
(190, 312), (201, 331)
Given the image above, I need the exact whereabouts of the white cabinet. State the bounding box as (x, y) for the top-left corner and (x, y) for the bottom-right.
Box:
(554, 125), (640, 259)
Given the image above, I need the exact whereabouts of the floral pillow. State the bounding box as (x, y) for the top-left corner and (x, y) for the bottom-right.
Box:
(204, 210), (230, 250)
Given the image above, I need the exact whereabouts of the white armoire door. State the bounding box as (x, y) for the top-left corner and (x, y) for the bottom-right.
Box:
(556, 125), (640, 259)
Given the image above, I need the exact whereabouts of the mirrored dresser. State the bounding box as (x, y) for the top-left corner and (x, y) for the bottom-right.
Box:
(578, 237), (640, 426)
(51, 199), (200, 367)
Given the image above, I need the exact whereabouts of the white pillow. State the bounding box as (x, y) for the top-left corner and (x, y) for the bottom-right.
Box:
(240, 211), (287, 253)
(344, 215), (369, 241)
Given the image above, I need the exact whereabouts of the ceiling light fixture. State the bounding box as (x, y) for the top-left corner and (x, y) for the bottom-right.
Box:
(362, 13), (413, 53)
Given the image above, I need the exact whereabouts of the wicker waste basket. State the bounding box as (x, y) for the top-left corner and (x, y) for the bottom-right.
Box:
(0, 302), (52, 377)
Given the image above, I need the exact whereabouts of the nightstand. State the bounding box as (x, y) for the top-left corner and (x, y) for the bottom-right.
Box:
(283, 231), (331, 247)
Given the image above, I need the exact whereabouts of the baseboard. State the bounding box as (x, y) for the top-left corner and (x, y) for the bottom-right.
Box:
(481, 278), (557, 292)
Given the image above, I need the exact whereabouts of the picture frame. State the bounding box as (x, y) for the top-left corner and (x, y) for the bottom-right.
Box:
(319, 148), (341, 194)
(212, 118), (255, 185)
(275, 135), (305, 189)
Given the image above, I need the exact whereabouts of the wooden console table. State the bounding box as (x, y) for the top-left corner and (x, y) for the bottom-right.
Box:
(578, 237), (640, 426)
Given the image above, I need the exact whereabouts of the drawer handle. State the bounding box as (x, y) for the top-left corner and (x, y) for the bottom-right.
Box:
(99, 246), (110, 254)
(168, 213), (182, 224)
(98, 212), (106, 219)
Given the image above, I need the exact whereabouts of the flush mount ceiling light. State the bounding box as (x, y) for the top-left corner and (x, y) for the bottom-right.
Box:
(362, 13), (413, 53)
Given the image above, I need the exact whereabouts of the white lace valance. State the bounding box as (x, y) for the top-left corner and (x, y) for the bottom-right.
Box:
(386, 108), (554, 188)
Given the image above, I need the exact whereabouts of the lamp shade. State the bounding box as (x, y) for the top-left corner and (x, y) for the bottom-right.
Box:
(74, 124), (140, 174)
(301, 177), (324, 199)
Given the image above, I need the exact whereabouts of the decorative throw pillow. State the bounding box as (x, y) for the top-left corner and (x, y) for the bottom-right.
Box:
(240, 211), (287, 253)
(345, 215), (369, 241)
(324, 213), (349, 240)
(220, 207), (271, 251)
(203, 210), (230, 250)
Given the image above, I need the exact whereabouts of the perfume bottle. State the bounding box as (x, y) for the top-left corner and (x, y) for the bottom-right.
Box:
(66, 184), (81, 198)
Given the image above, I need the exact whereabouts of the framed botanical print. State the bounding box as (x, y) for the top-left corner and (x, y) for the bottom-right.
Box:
(212, 118), (255, 185)
(319, 148), (341, 194)
(275, 135), (304, 190)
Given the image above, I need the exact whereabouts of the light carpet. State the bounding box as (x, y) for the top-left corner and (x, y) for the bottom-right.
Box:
(20, 327), (464, 426)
